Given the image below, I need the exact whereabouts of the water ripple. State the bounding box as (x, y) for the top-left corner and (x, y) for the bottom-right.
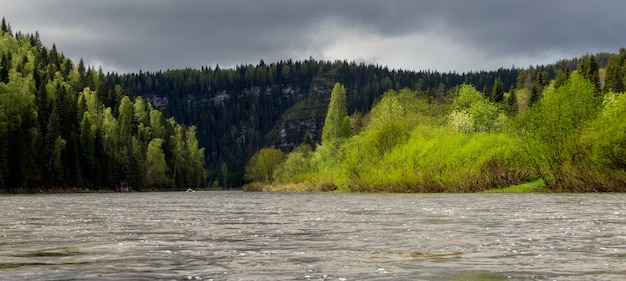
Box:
(0, 192), (624, 280)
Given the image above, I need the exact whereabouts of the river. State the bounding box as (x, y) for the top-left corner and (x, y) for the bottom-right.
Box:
(0, 192), (624, 280)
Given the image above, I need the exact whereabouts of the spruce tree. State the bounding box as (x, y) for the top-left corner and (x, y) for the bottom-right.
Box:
(507, 89), (518, 115)
(0, 17), (7, 33)
(604, 47), (626, 93)
(491, 77), (504, 103)
(554, 69), (569, 88)
(578, 55), (600, 91)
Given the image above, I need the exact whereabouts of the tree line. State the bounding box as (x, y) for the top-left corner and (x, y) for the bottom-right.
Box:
(111, 50), (600, 187)
(0, 19), (205, 192)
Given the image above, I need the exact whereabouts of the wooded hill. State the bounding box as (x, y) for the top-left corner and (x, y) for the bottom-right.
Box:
(0, 19), (205, 193)
(244, 51), (626, 192)
(111, 52), (611, 188)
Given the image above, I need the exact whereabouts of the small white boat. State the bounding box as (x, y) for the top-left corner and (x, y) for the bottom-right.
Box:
(186, 188), (195, 192)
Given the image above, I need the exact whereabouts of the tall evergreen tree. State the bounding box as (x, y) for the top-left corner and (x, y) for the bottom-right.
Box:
(0, 17), (7, 34)
(554, 68), (570, 88)
(578, 54), (600, 90)
(509, 89), (518, 114)
(321, 83), (351, 150)
(604, 47), (626, 93)
(491, 77), (504, 103)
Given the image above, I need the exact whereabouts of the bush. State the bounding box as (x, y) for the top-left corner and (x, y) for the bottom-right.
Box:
(242, 182), (266, 192)
(244, 147), (286, 184)
(342, 125), (529, 192)
(518, 72), (601, 188)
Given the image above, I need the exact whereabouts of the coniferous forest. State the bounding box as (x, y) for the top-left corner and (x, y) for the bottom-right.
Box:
(1, 18), (624, 192)
(0, 19), (205, 192)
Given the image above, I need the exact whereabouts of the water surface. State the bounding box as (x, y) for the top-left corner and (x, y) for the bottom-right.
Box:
(1, 192), (625, 280)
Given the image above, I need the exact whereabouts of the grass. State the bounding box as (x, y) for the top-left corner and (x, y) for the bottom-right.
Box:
(485, 177), (548, 193)
(243, 178), (337, 192)
(244, 175), (549, 193)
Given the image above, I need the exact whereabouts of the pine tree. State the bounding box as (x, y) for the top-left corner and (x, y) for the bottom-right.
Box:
(578, 54), (600, 91)
(554, 68), (569, 88)
(0, 17), (7, 34)
(77, 58), (87, 85)
(604, 47), (626, 93)
(507, 89), (518, 115)
(491, 77), (504, 103)
(535, 70), (549, 88)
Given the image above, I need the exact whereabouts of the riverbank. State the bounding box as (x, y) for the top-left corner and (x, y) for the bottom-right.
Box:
(243, 177), (550, 193)
(484, 177), (548, 193)
(0, 186), (237, 194)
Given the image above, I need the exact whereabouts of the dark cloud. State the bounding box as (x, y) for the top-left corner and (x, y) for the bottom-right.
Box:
(4, 0), (626, 72)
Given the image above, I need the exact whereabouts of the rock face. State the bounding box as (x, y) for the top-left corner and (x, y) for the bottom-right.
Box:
(277, 106), (325, 151)
(143, 81), (334, 153)
(276, 82), (332, 151)
(145, 95), (169, 108)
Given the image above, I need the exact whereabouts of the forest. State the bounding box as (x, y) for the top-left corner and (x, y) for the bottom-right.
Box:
(243, 51), (626, 192)
(111, 48), (612, 188)
(0, 19), (205, 193)
(1, 18), (624, 192)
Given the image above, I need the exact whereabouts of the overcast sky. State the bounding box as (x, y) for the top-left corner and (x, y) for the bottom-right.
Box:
(4, 0), (626, 73)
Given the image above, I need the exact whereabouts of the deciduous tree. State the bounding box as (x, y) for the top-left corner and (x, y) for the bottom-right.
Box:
(244, 147), (285, 184)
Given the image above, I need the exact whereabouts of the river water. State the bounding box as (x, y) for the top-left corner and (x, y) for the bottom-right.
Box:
(0, 192), (624, 280)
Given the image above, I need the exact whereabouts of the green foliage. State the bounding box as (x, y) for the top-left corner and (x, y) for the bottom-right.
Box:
(342, 125), (528, 192)
(578, 54), (600, 90)
(117, 57), (523, 187)
(349, 111), (364, 135)
(450, 84), (484, 111)
(506, 89), (518, 115)
(244, 147), (286, 184)
(485, 177), (546, 193)
(518, 72), (601, 188)
(116, 50), (607, 188)
(321, 83), (351, 155)
(7, 20), (622, 192)
(146, 138), (169, 187)
(117, 96), (133, 143)
(273, 151), (311, 183)
(553, 68), (569, 88)
(572, 92), (626, 191)
(0, 24), (206, 192)
(604, 47), (626, 92)
(448, 85), (506, 133)
(312, 83), (352, 172)
(491, 77), (504, 103)
(184, 126), (206, 187)
(257, 58), (626, 192)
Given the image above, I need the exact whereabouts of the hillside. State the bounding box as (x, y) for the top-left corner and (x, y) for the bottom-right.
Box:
(114, 56), (611, 187)
(245, 51), (626, 192)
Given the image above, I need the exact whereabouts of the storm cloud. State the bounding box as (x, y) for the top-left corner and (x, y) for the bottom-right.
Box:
(4, 0), (626, 73)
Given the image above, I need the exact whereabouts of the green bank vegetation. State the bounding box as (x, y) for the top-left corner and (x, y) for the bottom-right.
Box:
(485, 177), (546, 193)
(245, 51), (626, 192)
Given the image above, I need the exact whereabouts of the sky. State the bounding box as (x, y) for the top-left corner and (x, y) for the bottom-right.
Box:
(4, 0), (626, 74)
